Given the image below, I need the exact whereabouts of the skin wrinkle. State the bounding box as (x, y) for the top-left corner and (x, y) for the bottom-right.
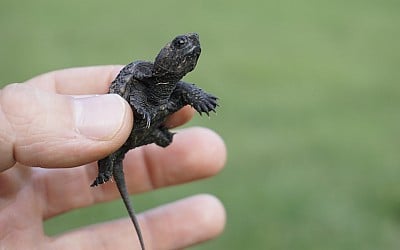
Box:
(52, 70), (65, 93)
(16, 136), (80, 167)
(3, 170), (32, 226)
(41, 169), (70, 218)
(37, 169), (52, 219)
(1, 84), (71, 167)
(0, 102), (17, 170)
(0, 85), (29, 170)
(53, 70), (75, 94)
(30, 168), (56, 219)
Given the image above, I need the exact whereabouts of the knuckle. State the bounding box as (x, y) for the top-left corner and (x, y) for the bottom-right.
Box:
(1, 83), (41, 133)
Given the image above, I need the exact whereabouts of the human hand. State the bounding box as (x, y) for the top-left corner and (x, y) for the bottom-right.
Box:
(0, 66), (226, 249)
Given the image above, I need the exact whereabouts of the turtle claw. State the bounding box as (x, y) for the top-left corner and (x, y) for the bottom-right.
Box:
(146, 115), (151, 128)
(134, 106), (152, 128)
(192, 93), (218, 116)
(141, 111), (151, 128)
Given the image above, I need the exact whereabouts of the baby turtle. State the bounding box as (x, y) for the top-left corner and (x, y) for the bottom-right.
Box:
(91, 33), (218, 250)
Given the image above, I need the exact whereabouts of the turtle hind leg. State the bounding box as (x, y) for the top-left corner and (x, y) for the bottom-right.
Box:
(137, 126), (175, 148)
(154, 126), (175, 147)
(90, 155), (115, 187)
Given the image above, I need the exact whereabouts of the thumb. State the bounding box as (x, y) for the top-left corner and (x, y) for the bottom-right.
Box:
(0, 83), (132, 171)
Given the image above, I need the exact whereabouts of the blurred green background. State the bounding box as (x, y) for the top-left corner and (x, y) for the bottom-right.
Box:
(1, 0), (400, 249)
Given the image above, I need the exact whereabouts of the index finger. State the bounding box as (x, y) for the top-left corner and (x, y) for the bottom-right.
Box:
(24, 65), (196, 127)
(25, 65), (123, 95)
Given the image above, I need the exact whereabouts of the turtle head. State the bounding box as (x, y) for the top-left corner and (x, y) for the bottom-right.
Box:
(153, 33), (201, 79)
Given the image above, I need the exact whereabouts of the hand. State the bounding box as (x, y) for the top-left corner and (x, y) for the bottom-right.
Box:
(0, 66), (226, 249)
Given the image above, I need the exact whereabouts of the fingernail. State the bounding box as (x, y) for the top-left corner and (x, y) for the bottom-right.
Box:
(73, 94), (127, 140)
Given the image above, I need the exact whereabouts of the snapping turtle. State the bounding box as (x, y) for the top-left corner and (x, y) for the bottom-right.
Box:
(90, 33), (218, 249)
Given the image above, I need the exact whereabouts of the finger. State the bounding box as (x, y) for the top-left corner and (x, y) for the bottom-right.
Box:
(39, 127), (226, 218)
(25, 65), (194, 128)
(48, 194), (226, 250)
(122, 127), (226, 192)
(164, 105), (195, 128)
(0, 83), (132, 171)
(25, 65), (123, 95)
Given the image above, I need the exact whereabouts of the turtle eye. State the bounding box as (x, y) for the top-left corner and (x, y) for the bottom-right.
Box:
(172, 36), (187, 49)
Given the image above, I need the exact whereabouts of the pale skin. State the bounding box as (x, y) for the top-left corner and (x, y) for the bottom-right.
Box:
(0, 66), (227, 250)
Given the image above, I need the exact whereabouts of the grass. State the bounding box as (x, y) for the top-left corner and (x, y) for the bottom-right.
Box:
(1, 0), (400, 249)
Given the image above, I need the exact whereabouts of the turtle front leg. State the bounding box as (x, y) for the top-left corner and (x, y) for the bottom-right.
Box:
(170, 81), (218, 115)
